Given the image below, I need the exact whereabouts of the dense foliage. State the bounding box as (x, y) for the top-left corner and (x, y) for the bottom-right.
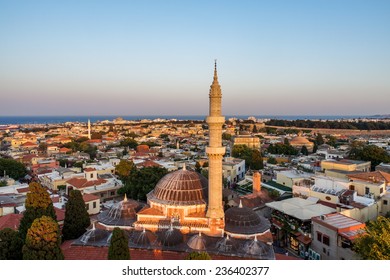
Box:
(118, 166), (168, 201)
(108, 227), (130, 260)
(0, 228), (23, 260)
(0, 158), (27, 180)
(354, 216), (390, 260)
(115, 159), (136, 179)
(120, 138), (138, 149)
(18, 182), (57, 242)
(266, 119), (390, 130)
(231, 145), (264, 170)
(267, 143), (298, 156)
(185, 251), (212, 260)
(62, 190), (91, 240)
(348, 142), (390, 170)
(22, 216), (64, 260)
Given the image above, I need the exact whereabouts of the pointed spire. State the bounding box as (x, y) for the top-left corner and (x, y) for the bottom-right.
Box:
(239, 199), (243, 208)
(226, 234), (230, 240)
(183, 163), (186, 171)
(198, 232), (202, 237)
(254, 235), (258, 242)
(92, 221), (96, 230)
(143, 227), (146, 233)
(124, 193), (128, 202)
(214, 59), (218, 78)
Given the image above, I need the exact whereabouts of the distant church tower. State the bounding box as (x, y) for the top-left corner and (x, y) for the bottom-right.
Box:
(206, 61), (225, 235)
(88, 119), (91, 140)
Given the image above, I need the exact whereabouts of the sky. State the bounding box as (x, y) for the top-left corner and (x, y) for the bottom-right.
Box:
(0, 0), (389, 116)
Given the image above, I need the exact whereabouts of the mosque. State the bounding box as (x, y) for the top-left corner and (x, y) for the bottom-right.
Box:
(68, 63), (275, 260)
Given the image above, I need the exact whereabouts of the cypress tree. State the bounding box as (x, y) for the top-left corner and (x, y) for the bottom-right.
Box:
(18, 182), (57, 242)
(22, 216), (64, 260)
(62, 190), (90, 240)
(0, 228), (23, 260)
(108, 227), (130, 260)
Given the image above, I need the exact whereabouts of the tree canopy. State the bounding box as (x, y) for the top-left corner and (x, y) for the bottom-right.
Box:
(22, 216), (64, 260)
(348, 143), (390, 170)
(108, 227), (130, 260)
(118, 166), (168, 201)
(267, 143), (298, 156)
(232, 145), (264, 170)
(354, 216), (390, 260)
(18, 182), (57, 242)
(0, 228), (23, 260)
(0, 158), (27, 180)
(115, 159), (136, 179)
(62, 190), (91, 240)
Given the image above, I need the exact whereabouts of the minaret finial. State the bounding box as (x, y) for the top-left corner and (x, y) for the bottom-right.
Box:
(239, 199), (243, 208)
(214, 59), (218, 80)
(183, 163), (186, 171)
(124, 193), (128, 202)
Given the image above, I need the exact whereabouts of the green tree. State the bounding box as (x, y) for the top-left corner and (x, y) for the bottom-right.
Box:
(120, 138), (138, 149)
(315, 133), (324, 145)
(185, 251), (212, 260)
(222, 133), (232, 141)
(326, 135), (337, 147)
(62, 190), (90, 240)
(18, 182), (57, 242)
(301, 145), (309, 156)
(267, 157), (277, 165)
(283, 138), (290, 145)
(349, 143), (390, 170)
(195, 161), (202, 173)
(115, 159), (136, 179)
(0, 158), (27, 180)
(118, 166), (168, 201)
(0, 228), (23, 260)
(250, 149), (264, 170)
(108, 227), (130, 260)
(354, 216), (390, 260)
(22, 216), (64, 260)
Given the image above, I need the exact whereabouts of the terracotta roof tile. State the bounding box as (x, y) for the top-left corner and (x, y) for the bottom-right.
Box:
(0, 213), (22, 230)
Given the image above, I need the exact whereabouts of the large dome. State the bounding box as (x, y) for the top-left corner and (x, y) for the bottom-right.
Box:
(224, 204), (270, 235)
(147, 168), (208, 205)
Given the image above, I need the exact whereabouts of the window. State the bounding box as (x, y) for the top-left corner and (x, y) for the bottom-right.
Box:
(365, 187), (370, 195)
(323, 235), (330, 246)
(93, 202), (96, 209)
(380, 188), (384, 194)
(317, 232), (322, 242)
(90, 173), (93, 179)
(384, 200), (388, 205)
(349, 185), (355, 191)
(101, 193), (105, 197)
(86, 204), (89, 210)
(110, 191), (115, 196)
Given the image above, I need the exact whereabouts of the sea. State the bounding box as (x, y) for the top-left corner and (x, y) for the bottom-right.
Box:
(0, 115), (370, 125)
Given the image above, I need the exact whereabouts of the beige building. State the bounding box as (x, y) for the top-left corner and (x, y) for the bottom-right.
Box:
(321, 159), (371, 173)
(311, 213), (365, 260)
(232, 135), (260, 150)
(276, 170), (312, 188)
(83, 193), (101, 215)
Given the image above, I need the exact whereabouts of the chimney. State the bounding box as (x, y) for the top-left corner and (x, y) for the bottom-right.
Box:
(253, 171), (261, 193)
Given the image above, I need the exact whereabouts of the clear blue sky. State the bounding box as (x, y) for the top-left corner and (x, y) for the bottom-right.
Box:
(1, 0), (389, 116)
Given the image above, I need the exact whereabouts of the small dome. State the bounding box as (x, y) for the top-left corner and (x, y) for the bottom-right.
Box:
(243, 237), (269, 257)
(98, 196), (143, 227)
(158, 227), (183, 247)
(290, 134), (312, 145)
(224, 204), (270, 235)
(148, 169), (208, 205)
(130, 229), (157, 247)
(215, 235), (238, 253)
(187, 233), (208, 250)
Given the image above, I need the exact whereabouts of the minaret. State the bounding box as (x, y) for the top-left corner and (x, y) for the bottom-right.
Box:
(206, 61), (225, 235)
(88, 119), (91, 140)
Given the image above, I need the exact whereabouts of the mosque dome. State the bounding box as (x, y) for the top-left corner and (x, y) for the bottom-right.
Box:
(290, 133), (313, 146)
(147, 167), (208, 206)
(98, 195), (143, 227)
(158, 227), (183, 247)
(224, 203), (270, 235)
(130, 229), (157, 247)
(187, 232), (208, 250)
(243, 236), (269, 257)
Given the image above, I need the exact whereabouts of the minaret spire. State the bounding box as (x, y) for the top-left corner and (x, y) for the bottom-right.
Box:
(88, 119), (91, 140)
(206, 61), (225, 236)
